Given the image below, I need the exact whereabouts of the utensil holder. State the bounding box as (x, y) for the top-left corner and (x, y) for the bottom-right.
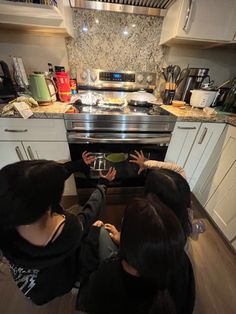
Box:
(162, 83), (176, 105)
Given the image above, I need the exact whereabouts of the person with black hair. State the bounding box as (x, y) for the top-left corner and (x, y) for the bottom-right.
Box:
(82, 195), (195, 314)
(144, 168), (192, 241)
(105, 158), (192, 246)
(0, 152), (116, 305)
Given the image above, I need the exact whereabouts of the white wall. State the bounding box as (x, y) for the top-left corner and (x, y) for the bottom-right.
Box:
(0, 29), (68, 75)
(164, 45), (236, 85)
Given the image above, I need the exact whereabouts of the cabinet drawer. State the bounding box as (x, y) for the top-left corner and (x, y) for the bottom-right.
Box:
(0, 118), (67, 141)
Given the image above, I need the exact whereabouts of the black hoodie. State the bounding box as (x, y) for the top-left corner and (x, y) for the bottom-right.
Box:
(0, 160), (106, 305)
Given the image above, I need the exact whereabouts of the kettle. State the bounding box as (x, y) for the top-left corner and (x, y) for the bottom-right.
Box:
(29, 73), (57, 103)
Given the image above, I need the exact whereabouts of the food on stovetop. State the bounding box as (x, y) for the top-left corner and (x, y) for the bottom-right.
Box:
(99, 97), (125, 105)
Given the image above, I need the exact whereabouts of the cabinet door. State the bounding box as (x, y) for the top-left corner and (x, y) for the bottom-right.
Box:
(165, 122), (201, 167)
(177, 0), (236, 42)
(0, 141), (28, 169)
(231, 239), (236, 251)
(184, 123), (225, 189)
(24, 141), (76, 196)
(0, 118), (67, 141)
(206, 162), (236, 241)
(160, 0), (236, 44)
(193, 125), (236, 206)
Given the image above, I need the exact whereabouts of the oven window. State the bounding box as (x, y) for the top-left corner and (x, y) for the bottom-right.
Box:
(69, 143), (167, 189)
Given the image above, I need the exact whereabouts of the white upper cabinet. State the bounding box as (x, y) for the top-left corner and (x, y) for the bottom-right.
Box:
(160, 0), (236, 46)
(0, 0), (74, 37)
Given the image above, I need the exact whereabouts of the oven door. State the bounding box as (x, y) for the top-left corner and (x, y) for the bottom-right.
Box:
(68, 131), (171, 202)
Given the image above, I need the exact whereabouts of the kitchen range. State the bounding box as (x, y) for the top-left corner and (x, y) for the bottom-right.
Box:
(64, 69), (176, 201)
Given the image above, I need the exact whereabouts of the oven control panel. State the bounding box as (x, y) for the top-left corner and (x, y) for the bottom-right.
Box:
(77, 69), (156, 91)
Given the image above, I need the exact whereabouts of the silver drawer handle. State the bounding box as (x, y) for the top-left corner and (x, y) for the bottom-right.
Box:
(177, 126), (197, 130)
(15, 146), (24, 161)
(27, 146), (35, 160)
(5, 129), (28, 133)
(198, 127), (208, 144)
(183, 0), (194, 32)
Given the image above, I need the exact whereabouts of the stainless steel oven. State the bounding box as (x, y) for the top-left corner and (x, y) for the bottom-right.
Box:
(64, 69), (176, 203)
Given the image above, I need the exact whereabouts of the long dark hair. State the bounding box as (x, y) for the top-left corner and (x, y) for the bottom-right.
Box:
(145, 168), (192, 240)
(120, 195), (185, 314)
(0, 160), (66, 229)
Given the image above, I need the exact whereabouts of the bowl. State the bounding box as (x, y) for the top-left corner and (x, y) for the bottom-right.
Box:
(105, 153), (128, 163)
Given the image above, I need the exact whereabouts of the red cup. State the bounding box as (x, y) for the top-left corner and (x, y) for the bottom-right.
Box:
(55, 72), (72, 102)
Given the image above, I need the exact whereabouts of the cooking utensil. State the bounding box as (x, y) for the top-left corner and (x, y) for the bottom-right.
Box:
(172, 65), (181, 83)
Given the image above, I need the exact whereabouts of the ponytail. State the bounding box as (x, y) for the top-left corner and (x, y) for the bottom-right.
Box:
(150, 289), (176, 314)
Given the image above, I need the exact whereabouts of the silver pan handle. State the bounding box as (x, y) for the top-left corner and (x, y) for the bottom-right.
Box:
(68, 134), (171, 144)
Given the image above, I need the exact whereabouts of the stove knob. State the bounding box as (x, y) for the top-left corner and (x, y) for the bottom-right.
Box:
(146, 75), (153, 83)
(90, 71), (97, 82)
(137, 74), (144, 83)
(81, 70), (88, 81)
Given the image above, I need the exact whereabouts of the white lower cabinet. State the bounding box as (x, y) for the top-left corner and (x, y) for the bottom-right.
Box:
(231, 239), (236, 251)
(199, 125), (236, 242)
(184, 123), (226, 189)
(0, 141), (28, 167)
(0, 118), (76, 196)
(165, 121), (201, 167)
(206, 162), (236, 242)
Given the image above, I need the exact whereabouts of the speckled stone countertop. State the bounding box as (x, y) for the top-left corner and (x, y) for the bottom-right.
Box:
(0, 102), (236, 127)
(0, 102), (71, 119)
(161, 105), (236, 127)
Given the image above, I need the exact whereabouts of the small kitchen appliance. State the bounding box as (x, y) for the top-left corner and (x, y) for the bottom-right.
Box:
(175, 67), (209, 103)
(29, 73), (57, 103)
(190, 89), (220, 108)
(0, 60), (17, 102)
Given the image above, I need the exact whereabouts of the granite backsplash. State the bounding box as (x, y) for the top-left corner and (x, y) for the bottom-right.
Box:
(66, 9), (166, 78)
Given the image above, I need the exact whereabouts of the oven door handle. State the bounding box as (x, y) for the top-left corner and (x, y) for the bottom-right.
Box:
(68, 134), (171, 144)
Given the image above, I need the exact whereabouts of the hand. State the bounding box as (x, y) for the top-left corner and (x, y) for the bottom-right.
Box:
(93, 220), (104, 227)
(104, 223), (120, 245)
(82, 151), (96, 165)
(99, 167), (116, 182)
(129, 150), (145, 175)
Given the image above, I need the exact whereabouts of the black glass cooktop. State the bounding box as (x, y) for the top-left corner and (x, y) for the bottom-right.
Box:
(69, 102), (173, 116)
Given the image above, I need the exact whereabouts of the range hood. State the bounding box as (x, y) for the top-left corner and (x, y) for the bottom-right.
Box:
(71, 0), (175, 16)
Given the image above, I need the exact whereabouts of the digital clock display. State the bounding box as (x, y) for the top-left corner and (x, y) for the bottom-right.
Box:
(112, 73), (122, 79)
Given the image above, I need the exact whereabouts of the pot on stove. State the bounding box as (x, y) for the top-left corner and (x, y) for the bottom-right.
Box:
(125, 90), (157, 107)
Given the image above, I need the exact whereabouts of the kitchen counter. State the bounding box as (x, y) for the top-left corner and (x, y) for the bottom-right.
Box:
(161, 105), (236, 127)
(0, 102), (71, 119)
(0, 102), (236, 127)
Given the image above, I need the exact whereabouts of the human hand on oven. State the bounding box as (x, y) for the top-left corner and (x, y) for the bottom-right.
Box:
(82, 151), (96, 165)
(129, 150), (146, 175)
(104, 223), (120, 245)
(99, 167), (116, 182)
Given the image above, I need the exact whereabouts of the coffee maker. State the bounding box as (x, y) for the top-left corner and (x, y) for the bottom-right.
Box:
(175, 68), (209, 103)
(0, 60), (17, 102)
